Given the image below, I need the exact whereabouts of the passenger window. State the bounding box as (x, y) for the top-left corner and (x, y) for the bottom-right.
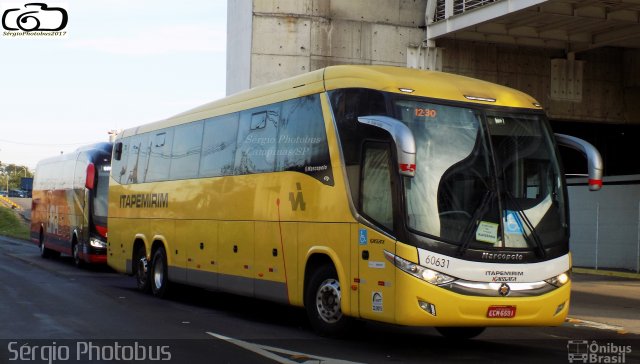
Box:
(235, 105), (280, 174)
(122, 134), (150, 184)
(170, 121), (203, 179)
(361, 145), (394, 230)
(200, 113), (239, 177)
(145, 129), (174, 182)
(277, 95), (333, 185)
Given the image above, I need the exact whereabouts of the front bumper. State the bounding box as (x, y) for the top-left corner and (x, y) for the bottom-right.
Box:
(394, 271), (570, 327)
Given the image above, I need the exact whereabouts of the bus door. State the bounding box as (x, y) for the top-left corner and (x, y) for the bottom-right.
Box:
(357, 143), (397, 322)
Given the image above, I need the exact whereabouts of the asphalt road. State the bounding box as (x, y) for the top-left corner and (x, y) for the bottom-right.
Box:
(0, 235), (638, 364)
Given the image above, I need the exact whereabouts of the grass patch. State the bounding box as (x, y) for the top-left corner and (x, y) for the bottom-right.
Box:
(0, 206), (29, 240)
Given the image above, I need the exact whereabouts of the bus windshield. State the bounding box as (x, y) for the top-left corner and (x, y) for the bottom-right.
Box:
(394, 99), (567, 250)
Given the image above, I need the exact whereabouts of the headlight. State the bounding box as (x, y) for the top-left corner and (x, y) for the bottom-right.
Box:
(90, 238), (107, 248)
(545, 271), (570, 287)
(384, 250), (456, 285)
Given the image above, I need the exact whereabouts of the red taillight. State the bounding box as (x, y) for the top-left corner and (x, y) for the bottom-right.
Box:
(95, 225), (108, 238)
(85, 163), (95, 190)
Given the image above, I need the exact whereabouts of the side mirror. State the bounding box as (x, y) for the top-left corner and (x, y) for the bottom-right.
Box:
(555, 133), (603, 191)
(358, 115), (416, 177)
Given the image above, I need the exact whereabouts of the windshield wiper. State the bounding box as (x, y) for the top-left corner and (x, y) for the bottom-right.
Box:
(456, 189), (494, 257)
(503, 190), (546, 258)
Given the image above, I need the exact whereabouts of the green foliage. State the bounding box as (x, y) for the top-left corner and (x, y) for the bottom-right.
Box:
(0, 206), (29, 240)
(0, 163), (33, 191)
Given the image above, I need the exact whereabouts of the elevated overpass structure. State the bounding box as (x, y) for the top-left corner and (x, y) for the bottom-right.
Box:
(427, 0), (640, 51)
(227, 0), (640, 272)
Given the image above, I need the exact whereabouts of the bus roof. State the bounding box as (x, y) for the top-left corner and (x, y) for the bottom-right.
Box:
(119, 65), (542, 137)
(35, 142), (113, 168)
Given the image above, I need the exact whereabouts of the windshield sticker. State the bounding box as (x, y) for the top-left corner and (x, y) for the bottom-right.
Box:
(372, 292), (383, 312)
(504, 211), (524, 235)
(476, 221), (499, 244)
(359, 229), (368, 245)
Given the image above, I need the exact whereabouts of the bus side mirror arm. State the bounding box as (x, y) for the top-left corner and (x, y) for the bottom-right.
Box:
(554, 133), (603, 191)
(358, 115), (417, 177)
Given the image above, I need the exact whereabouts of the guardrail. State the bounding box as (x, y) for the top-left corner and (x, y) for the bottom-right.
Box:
(0, 195), (19, 210)
(433, 0), (498, 22)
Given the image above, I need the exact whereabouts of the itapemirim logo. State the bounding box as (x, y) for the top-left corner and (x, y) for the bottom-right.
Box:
(1, 2), (68, 38)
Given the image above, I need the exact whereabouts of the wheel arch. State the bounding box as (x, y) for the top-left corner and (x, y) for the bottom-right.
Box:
(150, 236), (169, 260)
(130, 235), (149, 275)
(302, 248), (351, 315)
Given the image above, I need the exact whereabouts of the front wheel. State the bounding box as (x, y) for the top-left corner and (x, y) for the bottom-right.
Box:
(435, 326), (486, 340)
(150, 247), (170, 298)
(305, 265), (351, 336)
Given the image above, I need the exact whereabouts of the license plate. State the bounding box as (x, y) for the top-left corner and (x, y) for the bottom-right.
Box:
(487, 305), (516, 318)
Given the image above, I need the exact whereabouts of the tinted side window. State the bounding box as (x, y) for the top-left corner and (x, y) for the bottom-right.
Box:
(329, 89), (388, 165)
(200, 113), (239, 177)
(170, 121), (203, 180)
(278, 95), (333, 185)
(235, 105), (280, 174)
(112, 138), (130, 184)
(120, 134), (150, 184)
(146, 129), (174, 182)
(361, 146), (393, 230)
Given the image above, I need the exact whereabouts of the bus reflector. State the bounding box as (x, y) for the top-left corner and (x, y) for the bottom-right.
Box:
(588, 179), (603, 191)
(85, 163), (96, 190)
(487, 305), (516, 318)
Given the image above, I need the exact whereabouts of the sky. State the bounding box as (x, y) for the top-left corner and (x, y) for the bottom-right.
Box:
(0, 0), (227, 169)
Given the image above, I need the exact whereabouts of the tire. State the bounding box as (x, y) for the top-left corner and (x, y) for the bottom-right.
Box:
(72, 242), (84, 268)
(305, 265), (351, 336)
(150, 247), (170, 298)
(40, 240), (52, 258)
(40, 238), (59, 259)
(134, 245), (150, 293)
(435, 326), (486, 340)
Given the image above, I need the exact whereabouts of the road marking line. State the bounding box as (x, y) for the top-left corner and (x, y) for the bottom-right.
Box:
(206, 331), (363, 364)
(566, 317), (626, 333)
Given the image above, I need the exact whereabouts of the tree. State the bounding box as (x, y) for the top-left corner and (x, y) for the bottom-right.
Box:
(0, 163), (33, 191)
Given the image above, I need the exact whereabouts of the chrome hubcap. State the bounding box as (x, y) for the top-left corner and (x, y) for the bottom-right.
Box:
(315, 278), (342, 324)
(153, 257), (164, 289)
(137, 256), (148, 284)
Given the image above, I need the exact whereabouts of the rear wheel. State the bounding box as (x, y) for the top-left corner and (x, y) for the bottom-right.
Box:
(72, 242), (84, 268)
(435, 326), (486, 340)
(305, 265), (351, 336)
(39, 236), (58, 259)
(134, 245), (150, 292)
(150, 247), (170, 298)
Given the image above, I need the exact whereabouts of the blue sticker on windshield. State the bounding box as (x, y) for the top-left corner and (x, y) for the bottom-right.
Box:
(359, 229), (368, 245)
(504, 211), (524, 235)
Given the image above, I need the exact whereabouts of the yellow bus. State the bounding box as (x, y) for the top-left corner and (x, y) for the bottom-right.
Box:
(107, 65), (602, 338)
